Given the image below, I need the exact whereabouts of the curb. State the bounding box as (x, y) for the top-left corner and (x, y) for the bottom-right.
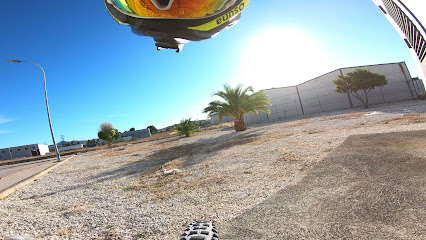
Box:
(0, 155), (75, 200)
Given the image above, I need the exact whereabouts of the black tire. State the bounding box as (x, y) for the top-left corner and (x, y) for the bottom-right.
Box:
(179, 220), (218, 240)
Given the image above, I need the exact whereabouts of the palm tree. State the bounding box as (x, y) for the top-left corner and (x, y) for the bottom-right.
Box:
(203, 84), (272, 132)
(173, 118), (201, 137)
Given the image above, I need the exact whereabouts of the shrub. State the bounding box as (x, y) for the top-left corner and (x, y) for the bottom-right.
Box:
(147, 125), (158, 134)
(98, 122), (121, 148)
(172, 118), (201, 137)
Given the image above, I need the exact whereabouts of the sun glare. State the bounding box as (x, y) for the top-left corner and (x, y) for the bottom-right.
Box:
(233, 28), (335, 91)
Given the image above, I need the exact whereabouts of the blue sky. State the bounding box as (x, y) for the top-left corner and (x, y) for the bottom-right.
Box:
(0, 0), (419, 148)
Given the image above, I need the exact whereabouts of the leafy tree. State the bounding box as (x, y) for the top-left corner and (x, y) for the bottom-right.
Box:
(172, 118), (201, 137)
(333, 68), (387, 108)
(203, 84), (272, 132)
(147, 125), (158, 134)
(97, 122), (121, 148)
(129, 127), (135, 131)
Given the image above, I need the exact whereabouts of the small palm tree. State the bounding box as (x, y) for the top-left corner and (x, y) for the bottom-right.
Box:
(172, 118), (201, 137)
(203, 84), (272, 132)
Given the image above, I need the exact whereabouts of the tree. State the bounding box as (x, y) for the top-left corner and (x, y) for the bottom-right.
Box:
(129, 127), (135, 131)
(147, 125), (158, 134)
(203, 84), (272, 132)
(172, 118), (201, 137)
(333, 68), (387, 108)
(97, 122), (121, 148)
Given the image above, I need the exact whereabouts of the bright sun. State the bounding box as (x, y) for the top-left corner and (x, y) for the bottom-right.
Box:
(232, 28), (336, 91)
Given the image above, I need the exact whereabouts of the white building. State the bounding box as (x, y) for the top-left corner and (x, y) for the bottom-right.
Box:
(372, 0), (426, 80)
(211, 62), (423, 125)
(58, 144), (84, 152)
(120, 128), (151, 139)
(0, 144), (50, 161)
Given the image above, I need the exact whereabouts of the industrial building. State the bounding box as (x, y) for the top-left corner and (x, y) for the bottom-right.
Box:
(120, 128), (151, 139)
(210, 62), (424, 125)
(0, 144), (50, 161)
(372, 0), (426, 80)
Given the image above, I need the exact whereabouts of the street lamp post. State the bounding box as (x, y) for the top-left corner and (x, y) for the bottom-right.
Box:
(7, 60), (62, 162)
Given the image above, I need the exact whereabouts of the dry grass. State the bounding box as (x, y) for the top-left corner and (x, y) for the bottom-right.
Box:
(380, 113), (425, 125)
(278, 148), (300, 162)
(164, 159), (184, 170)
(249, 132), (294, 146)
(100, 229), (123, 240)
(206, 122), (234, 130)
(286, 119), (311, 128)
(125, 169), (226, 203)
(303, 129), (325, 134)
(57, 228), (75, 236)
(323, 112), (367, 120)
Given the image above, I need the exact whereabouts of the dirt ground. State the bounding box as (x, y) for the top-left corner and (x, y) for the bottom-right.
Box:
(221, 130), (426, 239)
(1, 101), (425, 239)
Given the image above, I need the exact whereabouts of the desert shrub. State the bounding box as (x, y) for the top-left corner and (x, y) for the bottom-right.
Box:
(172, 118), (201, 137)
(98, 122), (121, 148)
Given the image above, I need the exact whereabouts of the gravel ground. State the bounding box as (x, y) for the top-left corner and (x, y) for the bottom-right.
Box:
(0, 100), (425, 239)
(221, 130), (426, 239)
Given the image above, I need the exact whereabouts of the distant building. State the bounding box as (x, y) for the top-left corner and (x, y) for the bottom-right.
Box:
(55, 140), (87, 148)
(120, 128), (151, 139)
(58, 144), (84, 152)
(372, 0), (426, 80)
(0, 144), (50, 161)
(211, 62), (423, 125)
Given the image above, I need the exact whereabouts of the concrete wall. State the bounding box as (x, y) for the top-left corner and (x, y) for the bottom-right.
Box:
(58, 144), (84, 152)
(230, 62), (418, 126)
(412, 77), (426, 95)
(342, 62), (416, 107)
(121, 128), (151, 138)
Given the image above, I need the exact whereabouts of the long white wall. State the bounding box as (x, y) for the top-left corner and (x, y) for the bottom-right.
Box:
(242, 62), (418, 125)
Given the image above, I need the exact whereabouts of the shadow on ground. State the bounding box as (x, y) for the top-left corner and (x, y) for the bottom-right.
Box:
(90, 129), (264, 183)
(31, 129), (264, 198)
(221, 130), (426, 239)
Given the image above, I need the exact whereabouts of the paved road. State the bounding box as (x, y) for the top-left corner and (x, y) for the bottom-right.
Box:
(222, 130), (426, 239)
(0, 156), (71, 195)
(0, 158), (55, 179)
